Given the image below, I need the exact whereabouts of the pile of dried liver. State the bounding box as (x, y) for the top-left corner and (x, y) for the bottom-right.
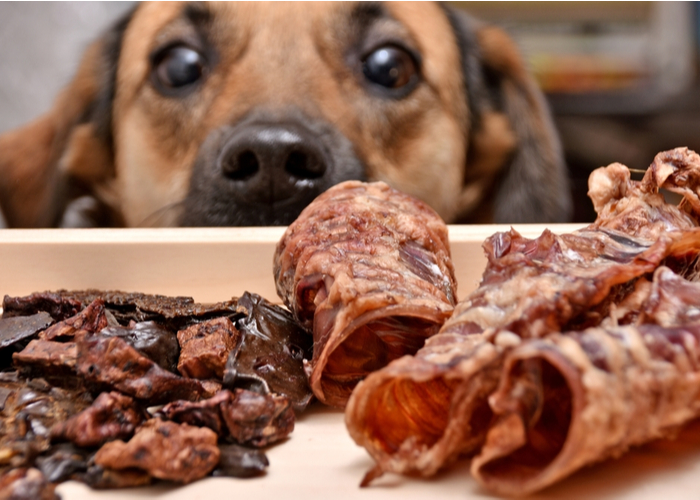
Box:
(0, 289), (313, 498)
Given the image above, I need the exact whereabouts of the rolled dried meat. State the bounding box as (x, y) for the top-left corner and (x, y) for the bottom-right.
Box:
(274, 181), (457, 407)
(473, 320), (700, 495)
(346, 149), (700, 482)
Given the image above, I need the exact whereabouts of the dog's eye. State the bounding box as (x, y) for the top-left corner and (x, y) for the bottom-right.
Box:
(362, 46), (417, 89)
(153, 46), (206, 91)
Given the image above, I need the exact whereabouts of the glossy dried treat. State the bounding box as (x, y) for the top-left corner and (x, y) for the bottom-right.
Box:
(224, 292), (313, 411)
(0, 377), (91, 469)
(472, 321), (700, 496)
(347, 152), (700, 482)
(159, 389), (294, 447)
(40, 299), (110, 341)
(0, 313), (53, 352)
(2, 293), (82, 321)
(51, 392), (145, 448)
(0, 468), (59, 500)
(274, 181), (456, 407)
(220, 389), (294, 447)
(158, 391), (230, 435)
(177, 317), (238, 379)
(212, 444), (268, 478)
(35, 443), (89, 483)
(101, 321), (179, 373)
(12, 340), (78, 384)
(76, 335), (213, 404)
(74, 465), (152, 490)
(94, 419), (219, 484)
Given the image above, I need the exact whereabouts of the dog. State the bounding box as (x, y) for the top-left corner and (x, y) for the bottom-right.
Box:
(0, 1), (572, 228)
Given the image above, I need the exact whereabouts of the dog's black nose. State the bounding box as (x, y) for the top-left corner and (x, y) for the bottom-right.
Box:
(218, 124), (328, 204)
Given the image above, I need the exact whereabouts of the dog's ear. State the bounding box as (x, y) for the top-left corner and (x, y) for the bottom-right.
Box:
(444, 7), (572, 223)
(0, 8), (134, 227)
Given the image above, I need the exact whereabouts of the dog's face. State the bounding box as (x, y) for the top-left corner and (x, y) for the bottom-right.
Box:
(0, 1), (572, 228)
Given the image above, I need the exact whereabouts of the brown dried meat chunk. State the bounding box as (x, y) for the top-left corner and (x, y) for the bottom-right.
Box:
(94, 419), (219, 484)
(0, 313), (53, 351)
(177, 317), (238, 379)
(159, 389), (294, 447)
(100, 321), (179, 373)
(76, 335), (212, 404)
(2, 293), (82, 321)
(224, 292), (313, 411)
(35, 443), (89, 483)
(472, 322), (700, 496)
(13, 340), (78, 382)
(51, 392), (145, 448)
(274, 181), (456, 408)
(40, 299), (110, 341)
(0, 378), (91, 469)
(221, 389), (294, 447)
(0, 468), (59, 500)
(73, 465), (152, 490)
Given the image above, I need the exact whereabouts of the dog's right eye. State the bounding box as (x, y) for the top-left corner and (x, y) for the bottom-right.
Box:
(152, 46), (207, 92)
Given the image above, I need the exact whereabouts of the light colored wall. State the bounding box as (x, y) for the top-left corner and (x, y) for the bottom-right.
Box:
(0, 2), (134, 134)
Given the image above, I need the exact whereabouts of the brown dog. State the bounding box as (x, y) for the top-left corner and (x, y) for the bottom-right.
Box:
(0, 1), (571, 228)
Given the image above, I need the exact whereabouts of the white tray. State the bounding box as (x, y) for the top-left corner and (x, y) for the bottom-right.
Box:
(3, 224), (698, 499)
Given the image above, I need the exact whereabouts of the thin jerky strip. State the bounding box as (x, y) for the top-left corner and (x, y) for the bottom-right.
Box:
(472, 322), (700, 496)
(274, 181), (456, 407)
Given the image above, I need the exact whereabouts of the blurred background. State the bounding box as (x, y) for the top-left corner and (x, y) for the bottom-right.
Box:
(1, 1), (699, 223)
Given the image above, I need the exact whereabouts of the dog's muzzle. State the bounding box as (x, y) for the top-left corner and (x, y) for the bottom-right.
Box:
(180, 111), (366, 226)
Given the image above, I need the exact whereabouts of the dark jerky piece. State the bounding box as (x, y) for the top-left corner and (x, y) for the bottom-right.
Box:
(0, 377), (91, 469)
(157, 391), (230, 434)
(2, 292), (82, 321)
(40, 299), (110, 341)
(101, 321), (179, 373)
(51, 392), (145, 448)
(12, 340), (78, 385)
(94, 419), (220, 484)
(177, 317), (239, 379)
(221, 389), (294, 447)
(158, 389), (294, 447)
(76, 335), (212, 405)
(212, 443), (268, 478)
(0, 312), (53, 370)
(35, 443), (89, 483)
(75, 465), (152, 489)
(0, 468), (59, 500)
(0, 313), (53, 351)
(224, 292), (313, 411)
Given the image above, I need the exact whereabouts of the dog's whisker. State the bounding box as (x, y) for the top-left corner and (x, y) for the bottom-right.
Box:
(136, 200), (186, 228)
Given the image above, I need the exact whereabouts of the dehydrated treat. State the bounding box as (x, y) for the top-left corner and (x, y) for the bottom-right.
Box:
(35, 443), (89, 483)
(94, 419), (219, 484)
(2, 293), (82, 321)
(0, 468), (59, 500)
(76, 335), (213, 405)
(40, 299), (110, 341)
(158, 391), (230, 435)
(101, 321), (179, 373)
(13, 340), (78, 384)
(0, 377), (91, 469)
(224, 292), (313, 411)
(177, 317), (238, 379)
(472, 322), (700, 496)
(346, 149), (700, 485)
(274, 181), (457, 407)
(212, 443), (268, 478)
(220, 389), (294, 447)
(159, 389), (294, 447)
(51, 392), (145, 448)
(0, 313), (53, 352)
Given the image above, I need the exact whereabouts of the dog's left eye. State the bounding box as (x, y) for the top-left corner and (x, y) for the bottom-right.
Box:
(362, 46), (417, 90)
(152, 46), (207, 91)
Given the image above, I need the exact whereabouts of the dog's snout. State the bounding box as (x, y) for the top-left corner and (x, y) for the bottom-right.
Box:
(219, 125), (328, 203)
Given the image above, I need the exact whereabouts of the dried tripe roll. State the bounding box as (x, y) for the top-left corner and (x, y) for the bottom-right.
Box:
(273, 181), (457, 408)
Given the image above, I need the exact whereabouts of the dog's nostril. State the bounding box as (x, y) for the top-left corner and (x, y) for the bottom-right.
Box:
(285, 150), (326, 180)
(224, 150), (260, 180)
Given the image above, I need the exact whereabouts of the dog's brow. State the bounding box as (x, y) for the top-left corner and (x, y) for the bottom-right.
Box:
(183, 2), (212, 28)
(350, 2), (389, 29)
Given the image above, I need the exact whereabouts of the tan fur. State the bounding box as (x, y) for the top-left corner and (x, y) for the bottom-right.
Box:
(0, 1), (568, 227)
